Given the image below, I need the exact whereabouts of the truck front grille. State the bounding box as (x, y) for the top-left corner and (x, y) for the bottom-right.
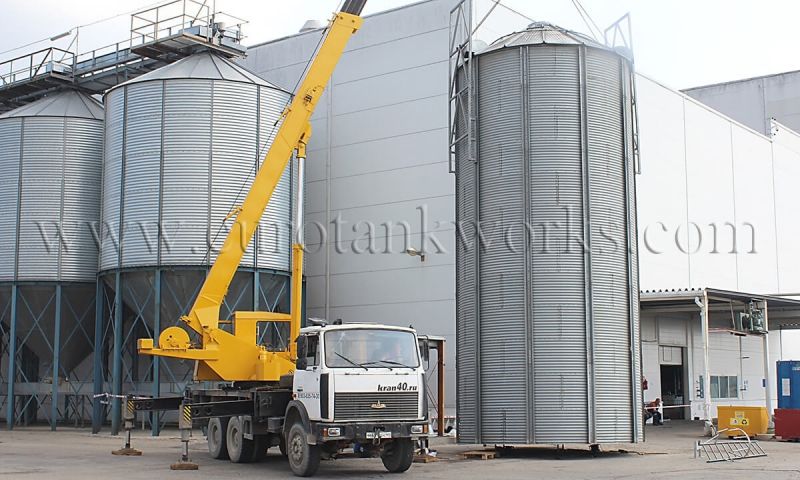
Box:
(334, 392), (419, 421)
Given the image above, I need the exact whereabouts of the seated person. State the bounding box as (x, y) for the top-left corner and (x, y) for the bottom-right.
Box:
(645, 398), (663, 426)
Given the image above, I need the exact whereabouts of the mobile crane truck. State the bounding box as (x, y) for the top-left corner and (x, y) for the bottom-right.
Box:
(129, 0), (430, 476)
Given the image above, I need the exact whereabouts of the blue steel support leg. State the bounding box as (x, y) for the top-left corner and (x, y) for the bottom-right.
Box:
(5, 285), (17, 430)
(151, 269), (161, 437)
(111, 272), (123, 435)
(92, 280), (104, 433)
(51, 285), (62, 431)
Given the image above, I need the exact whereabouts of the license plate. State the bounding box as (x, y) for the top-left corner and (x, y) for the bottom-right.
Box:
(366, 431), (392, 439)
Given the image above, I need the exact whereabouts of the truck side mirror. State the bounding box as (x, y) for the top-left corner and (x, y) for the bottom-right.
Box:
(418, 338), (430, 363)
(296, 337), (308, 370)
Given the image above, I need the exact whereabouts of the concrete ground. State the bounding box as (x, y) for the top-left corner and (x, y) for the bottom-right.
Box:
(0, 421), (798, 479)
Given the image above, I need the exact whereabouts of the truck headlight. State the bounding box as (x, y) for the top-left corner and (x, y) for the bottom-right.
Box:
(411, 425), (425, 434)
(325, 427), (341, 437)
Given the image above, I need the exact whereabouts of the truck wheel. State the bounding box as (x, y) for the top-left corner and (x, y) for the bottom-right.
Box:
(207, 417), (229, 460)
(287, 422), (320, 477)
(381, 438), (414, 473)
(226, 416), (255, 463)
(278, 436), (288, 457)
(250, 435), (268, 462)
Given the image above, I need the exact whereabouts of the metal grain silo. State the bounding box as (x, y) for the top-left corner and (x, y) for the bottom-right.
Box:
(0, 91), (103, 427)
(455, 23), (642, 445)
(96, 53), (295, 433)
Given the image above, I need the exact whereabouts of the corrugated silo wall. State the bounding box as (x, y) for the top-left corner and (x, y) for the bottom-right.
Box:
(456, 44), (642, 445)
(0, 95), (103, 426)
(96, 70), (294, 421)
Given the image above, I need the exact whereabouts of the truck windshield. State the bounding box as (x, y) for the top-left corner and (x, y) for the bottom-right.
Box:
(324, 329), (419, 369)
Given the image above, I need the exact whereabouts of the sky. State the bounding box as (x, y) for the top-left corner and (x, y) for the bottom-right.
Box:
(2, 0), (800, 90)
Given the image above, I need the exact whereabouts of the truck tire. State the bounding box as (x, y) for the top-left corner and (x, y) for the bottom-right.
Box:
(250, 435), (268, 462)
(278, 436), (288, 457)
(207, 417), (229, 460)
(287, 422), (320, 477)
(226, 416), (255, 463)
(381, 438), (414, 473)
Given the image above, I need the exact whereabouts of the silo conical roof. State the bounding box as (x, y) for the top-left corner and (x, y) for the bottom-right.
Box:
(0, 90), (103, 120)
(110, 51), (285, 92)
(481, 21), (609, 55)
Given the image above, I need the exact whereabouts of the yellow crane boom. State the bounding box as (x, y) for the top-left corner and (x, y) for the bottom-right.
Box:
(137, 1), (366, 382)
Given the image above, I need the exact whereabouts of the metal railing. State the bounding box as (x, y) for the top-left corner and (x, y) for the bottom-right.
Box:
(130, 0), (246, 49)
(0, 47), (75, 87)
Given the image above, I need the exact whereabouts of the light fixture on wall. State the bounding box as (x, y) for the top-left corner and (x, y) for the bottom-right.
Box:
(405, 247), (425, 262)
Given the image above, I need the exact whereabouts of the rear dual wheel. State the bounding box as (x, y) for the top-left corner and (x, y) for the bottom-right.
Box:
(209, 416), (268, 463)
(207, 417), (229, 460)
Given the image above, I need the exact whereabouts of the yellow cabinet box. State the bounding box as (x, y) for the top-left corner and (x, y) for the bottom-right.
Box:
(717, 406), (769, 437)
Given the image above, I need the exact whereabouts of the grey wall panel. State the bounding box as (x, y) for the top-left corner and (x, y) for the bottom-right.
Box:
(0, 119), (21, 281)
(684, 71), (800, 136)
(61, 118), (104, 281)
(0, 92), (102, 285)
(101, 62), (293, 273)
(585, 49), (634, 443)
(17, 118), (65, 279)
(456, 29), (640, 445)
(527, 45), (587, 444)
(211, 81), (259, 267)
(160, 79), (212, 266)
(475, 48), (528, 444)
(101, 89), (125, 270)
(120, 82), (162, 267)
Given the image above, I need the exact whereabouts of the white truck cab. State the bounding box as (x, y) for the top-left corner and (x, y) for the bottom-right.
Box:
(284, 323), (428, 476)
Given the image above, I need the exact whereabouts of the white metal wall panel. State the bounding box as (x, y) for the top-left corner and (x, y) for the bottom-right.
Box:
(527, 45), (587, 444)
(683, 101), (738, 289)
(658, 316), (688, 346)
(634, 76), (690, 290)
(731, 127), (778, 293)
(0, 119), (21, 281)
(772, 137), (800, 293)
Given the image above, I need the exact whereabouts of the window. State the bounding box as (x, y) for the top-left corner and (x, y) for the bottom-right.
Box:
(305, 335), (319, 367)
(324, 329), (419, 368)
(711, 375), (738, 399)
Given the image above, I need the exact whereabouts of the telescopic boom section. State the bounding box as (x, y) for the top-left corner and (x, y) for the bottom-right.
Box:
(136, 8), (364, 382)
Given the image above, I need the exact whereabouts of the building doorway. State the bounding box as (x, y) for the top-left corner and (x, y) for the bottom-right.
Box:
(660, 364), (686, 420)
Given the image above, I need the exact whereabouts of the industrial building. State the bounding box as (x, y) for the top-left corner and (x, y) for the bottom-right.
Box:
(0, 0), (798, 448)
(241, 0), (800, 428)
